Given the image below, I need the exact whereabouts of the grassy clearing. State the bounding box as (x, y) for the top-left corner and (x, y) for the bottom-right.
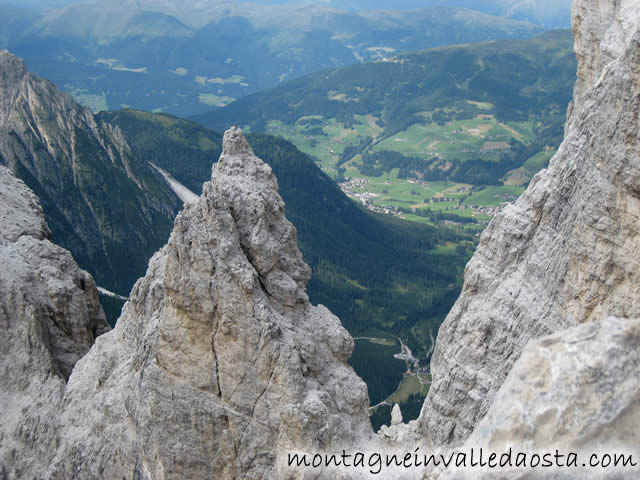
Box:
(371, 116), (537, 163)
(373, 120), (482, 161)
(524, 148), (556, 171)
(199, 94), (235, 107)
(265, 115), (384, 175)
(464, 185), (525, 206)
(502, 166), (531, 186)
(347, 175), (473, 211)
(466, 100), (493, 110)
(429, 244), (458, 255)
(349, 175), (461, 201)
(386, 374), (430, 405)
(66, 86), (108, 113)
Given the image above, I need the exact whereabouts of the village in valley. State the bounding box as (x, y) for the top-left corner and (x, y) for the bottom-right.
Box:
(339, 176), (519, 227)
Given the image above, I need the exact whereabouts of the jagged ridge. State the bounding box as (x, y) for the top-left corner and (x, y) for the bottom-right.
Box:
(0, 50), (181, 296)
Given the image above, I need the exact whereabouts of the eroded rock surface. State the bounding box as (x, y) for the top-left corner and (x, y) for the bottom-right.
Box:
(420, 0), (640, 447)
(46, 128), (371, 479)
(0, 165), (108, 477)
(435, 317), (640, 479)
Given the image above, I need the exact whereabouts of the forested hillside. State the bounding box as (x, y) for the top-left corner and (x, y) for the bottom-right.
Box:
(102, 109), (471, 361)
(196, 30), (575, 187)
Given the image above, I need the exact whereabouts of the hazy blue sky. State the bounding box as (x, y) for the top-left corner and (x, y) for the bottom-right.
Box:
(4, 0), (572, 11)
(2, 0), (573, 28)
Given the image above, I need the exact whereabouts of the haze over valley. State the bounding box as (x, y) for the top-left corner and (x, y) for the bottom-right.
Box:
(0, 0), (568, 116)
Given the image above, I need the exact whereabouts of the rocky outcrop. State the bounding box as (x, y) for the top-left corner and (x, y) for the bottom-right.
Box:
(0, 165), (109, 477)
(419, 0), (640, 447)
(41, 128), (371, 479)
(435, 316), (640, 479)
(0, 50), (181, 296)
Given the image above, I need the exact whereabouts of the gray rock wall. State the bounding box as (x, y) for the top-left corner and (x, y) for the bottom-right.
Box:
(0, 166), (108, 477)
(419, 0), (640, 447)
(436, 316), (640, 479)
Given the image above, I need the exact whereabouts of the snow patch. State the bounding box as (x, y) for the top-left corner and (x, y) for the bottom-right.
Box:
(150, 163), (199, 204)
(97, 287), (128, 301)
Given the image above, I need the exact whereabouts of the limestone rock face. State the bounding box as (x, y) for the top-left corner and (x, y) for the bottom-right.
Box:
(0, 165), (108, 477)
(419, 0), (640, 446)
(436, 317), (640, 479)
(0, 50), (181, 295)
(47, 128), (371, 479)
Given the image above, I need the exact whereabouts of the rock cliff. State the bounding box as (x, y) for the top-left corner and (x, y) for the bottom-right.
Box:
(0, 165), (109, 477)
(419, 0), (640, 447)
(435, 316), (640, 479)
(41, 128), (371, 479)
(0, 50), (181, 296)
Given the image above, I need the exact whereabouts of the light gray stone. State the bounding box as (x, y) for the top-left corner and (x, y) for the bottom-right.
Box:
(419, 0), (640, 447)
(433, 317), (640, 479)
(0, 165), (108, 478)
(391, 404), (403, 426)
(44, 128), (372, 479)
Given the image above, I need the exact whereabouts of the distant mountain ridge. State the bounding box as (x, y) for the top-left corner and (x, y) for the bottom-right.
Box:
(0, 0), (545, 116)
(325, 0), (572, 28)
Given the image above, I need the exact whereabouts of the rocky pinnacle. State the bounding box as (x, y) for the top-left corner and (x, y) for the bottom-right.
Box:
(222, 125), (254, 156)
(42, 128), (372, 479)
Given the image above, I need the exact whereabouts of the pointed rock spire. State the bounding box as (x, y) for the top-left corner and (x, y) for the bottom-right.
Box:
(221, 126), (254, 157)
(391, 403), (403, 426)
(44, 130), (371, 479)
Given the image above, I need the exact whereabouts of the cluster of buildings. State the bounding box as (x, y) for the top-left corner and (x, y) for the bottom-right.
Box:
(340, 176), (520, 224)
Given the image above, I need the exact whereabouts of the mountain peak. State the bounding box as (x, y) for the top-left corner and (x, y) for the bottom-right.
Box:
(41, 132), (370, 478)
(221, 126), (254, 157)
(0, 49), (25, 70)
(211, 127), (311, 307)
(0, 50), (27, 122)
